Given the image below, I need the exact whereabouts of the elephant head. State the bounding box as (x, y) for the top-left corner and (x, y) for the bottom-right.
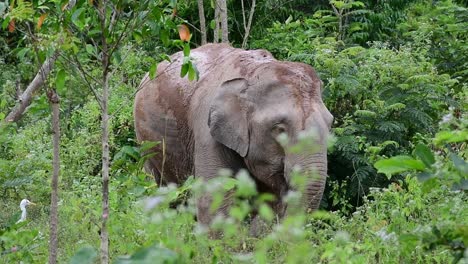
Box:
(208, 63), (333, 214)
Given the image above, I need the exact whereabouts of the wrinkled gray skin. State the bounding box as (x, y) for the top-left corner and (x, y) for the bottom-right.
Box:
(134, 44), (333, 232)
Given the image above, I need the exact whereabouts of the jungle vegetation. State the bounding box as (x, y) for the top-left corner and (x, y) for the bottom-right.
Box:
(0, 0), (467, 263)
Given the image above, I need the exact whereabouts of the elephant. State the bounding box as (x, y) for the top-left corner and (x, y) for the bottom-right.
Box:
(134, 43), (333, 231)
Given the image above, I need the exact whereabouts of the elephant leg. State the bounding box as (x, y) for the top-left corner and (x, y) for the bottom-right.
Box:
(194, 142), (245, 233)
(250, 198), (285, 237)
(143, 157), (163, 184)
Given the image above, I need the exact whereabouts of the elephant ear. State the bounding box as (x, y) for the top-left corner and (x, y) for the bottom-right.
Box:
(208, 78), (249, 157)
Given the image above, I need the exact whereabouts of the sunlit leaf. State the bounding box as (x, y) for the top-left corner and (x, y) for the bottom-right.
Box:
(259, 204), (274, 221)
(375, 156), (426, 179)
(183, 42), (190, 57)
(180, 63), (189, 78)
(55, 69), (66, 90)
(413, 143), (435, 168)
(149, 62), (158, 79)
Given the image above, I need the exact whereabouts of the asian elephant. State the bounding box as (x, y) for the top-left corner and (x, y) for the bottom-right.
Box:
(134, 43), (333, 230)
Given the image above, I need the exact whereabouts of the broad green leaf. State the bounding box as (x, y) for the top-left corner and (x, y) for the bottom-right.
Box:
(160, 29), (169, 46)
(434, 130), (468, 145)
(139, 141), (160, 152)
(112, 50), (122, 64)
(160, 54), (171, 62)
(259, 204), (274, 221)
(70, 246), (97, 264)
(375, 155), (426, 179)
(55, 69), (66, 90)
(188, 64), (196, 81)
(133, 31), (143, 43)
(414, 143), (435, 168)
(149, 62), (158, 79)
(180, 63), (189, 78)
(85, 44), (94, 55)
(2, 16), (10, 30)
(450, 153), (468, 175)
(71, 8), (85, 30)
(183, 42), (190, 57)
(17, 48), (30, 60)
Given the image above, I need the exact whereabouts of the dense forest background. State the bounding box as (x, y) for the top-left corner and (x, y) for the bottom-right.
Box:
(0, 0), (467, 263)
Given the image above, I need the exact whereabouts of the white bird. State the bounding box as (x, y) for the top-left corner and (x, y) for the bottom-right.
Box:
(16, 199), (36, 224)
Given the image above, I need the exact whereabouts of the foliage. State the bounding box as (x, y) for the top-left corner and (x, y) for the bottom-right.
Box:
(0, 0), (467, 263)
(253, 20), (458, 208)
(398, 0), (468, 84)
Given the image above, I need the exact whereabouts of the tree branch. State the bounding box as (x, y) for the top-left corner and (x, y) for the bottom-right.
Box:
(197, 0), (207, 45)
(242, 0), (256, 48)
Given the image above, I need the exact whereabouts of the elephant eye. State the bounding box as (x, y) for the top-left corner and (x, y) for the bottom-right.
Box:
(271, 123), (287, 135)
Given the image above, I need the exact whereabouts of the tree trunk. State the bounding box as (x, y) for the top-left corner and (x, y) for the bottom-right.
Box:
(213, 3), (220, 43)
(47, 89), (60, 264)
(242, 0), (256, 48)
(4, 53), (59, 123)
(99, 2), (110, 263)
(100, 68), (110, 264)
(197, 0), (207, 45)
(218, 0), (229, 43)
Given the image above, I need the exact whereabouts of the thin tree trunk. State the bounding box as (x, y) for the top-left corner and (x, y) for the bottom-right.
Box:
(213, 3), (220, 43)
(15, 77), (23, 100)
(242, 0), (256, 48)
(99, 2), (110, 264)
(47, 89), (60, 264)
(100, 69), (110, 264)
(197, 0), (207, 45)
(218, 0), (229, 43)
(4, 53), (58, 123)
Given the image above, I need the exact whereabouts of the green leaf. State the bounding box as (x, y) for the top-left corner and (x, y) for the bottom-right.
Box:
(133, 31), (143, 43)
(2, 16), (10, 30)
(375, 156), (426, 179)
(188, 64), (196, 81)
(160, 29), (169, 46)
(17, 48), (30, 60)
(180, 63), (189, 78)
(56, 69), (66, 90)
(85, 44), (94, 55)
(183, 43), (190, 57)
(434, 130), (468, 145)
(160, 54), (171, 62)
(70, 246), (97, 264)
(450, 153), (468, 175)
(209, 19), (216, 30)
(259, 204), (274, 222)
(413, 143), (435, 168)
(139, 141), (160, 152)
(71, 8), (85, 30)
(149, 62), (158, 79)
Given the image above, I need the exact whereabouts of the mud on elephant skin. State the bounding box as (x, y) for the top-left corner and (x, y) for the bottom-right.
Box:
(134, 43), (333, 232)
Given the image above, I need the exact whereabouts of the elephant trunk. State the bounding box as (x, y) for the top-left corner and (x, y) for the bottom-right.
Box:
(284, 151), (327, 211)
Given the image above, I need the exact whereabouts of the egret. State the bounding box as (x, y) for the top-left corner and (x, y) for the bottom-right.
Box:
(16, 199), (36, 224)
